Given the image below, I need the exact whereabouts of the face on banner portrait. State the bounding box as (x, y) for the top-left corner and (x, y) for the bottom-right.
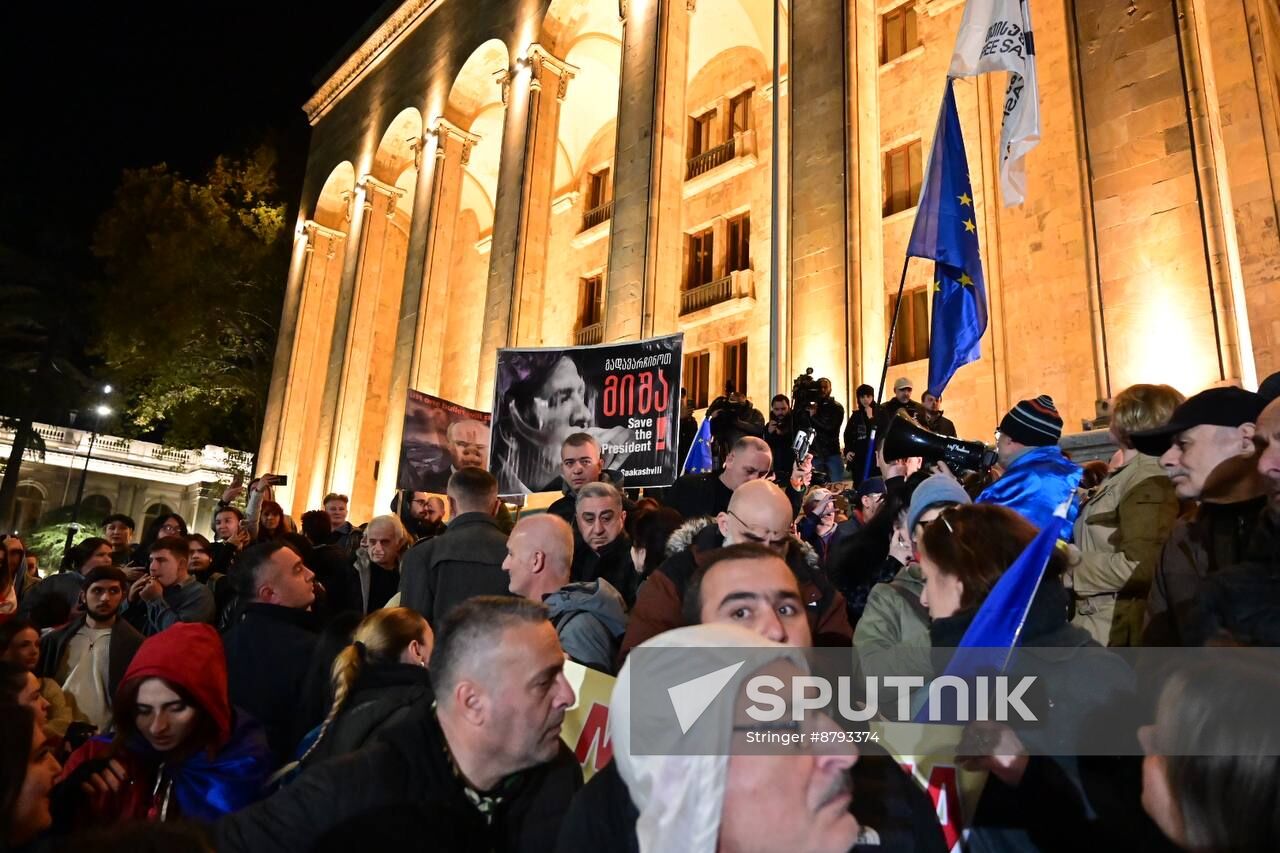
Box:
(489, 334), (683, 495)
(396, 389), (492, 496)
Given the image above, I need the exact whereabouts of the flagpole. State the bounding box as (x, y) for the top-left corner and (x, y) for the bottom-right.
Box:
(768, 0), (782, 397)
(861, 255), (911, 480)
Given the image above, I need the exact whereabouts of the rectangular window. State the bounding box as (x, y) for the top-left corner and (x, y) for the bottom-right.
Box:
(881, 5), (919, 64)
(689, 109), (717, 159)
(726, 213), (751, 273)
(729, 90), (753, 135)
(586, 167), (610, 210)
(883, 140), (923, 217)
(724, 339), (748, 397)
(686, 228), (715, 289)
(578, 274), (605, 329)
(887, 287), (930, 365)
(685, 350), (711, 409)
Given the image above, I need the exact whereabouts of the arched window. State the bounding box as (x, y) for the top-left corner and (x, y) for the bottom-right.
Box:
(81, 495), (112, 526)
(11, 483), (46, 533)
(141, 502), (174, 536)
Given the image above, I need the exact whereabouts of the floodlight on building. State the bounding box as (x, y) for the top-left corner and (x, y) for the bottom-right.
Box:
(95, 404), (111, 417)
(102, 384), (113, 394)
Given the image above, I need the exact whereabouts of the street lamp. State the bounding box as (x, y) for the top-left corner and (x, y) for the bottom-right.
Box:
(61, 395), (113, 564)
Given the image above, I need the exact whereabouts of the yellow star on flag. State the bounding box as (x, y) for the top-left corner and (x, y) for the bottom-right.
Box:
(958, 272), (974, 287)
(957, 193), (972, 206)
(963, 218), (976, 233)
(933, 280), (942, 293)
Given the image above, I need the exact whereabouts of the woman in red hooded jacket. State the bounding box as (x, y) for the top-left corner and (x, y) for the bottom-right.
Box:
(55, 622), (272, 825)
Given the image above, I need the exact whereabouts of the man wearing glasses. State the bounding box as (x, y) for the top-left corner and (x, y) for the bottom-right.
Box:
(620, 478), (851, 661)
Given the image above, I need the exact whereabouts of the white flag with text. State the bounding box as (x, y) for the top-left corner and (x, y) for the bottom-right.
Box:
(949, 0), (1039, 206)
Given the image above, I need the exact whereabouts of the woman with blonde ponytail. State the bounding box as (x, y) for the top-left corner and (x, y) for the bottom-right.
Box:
(298, 607), (433, 768)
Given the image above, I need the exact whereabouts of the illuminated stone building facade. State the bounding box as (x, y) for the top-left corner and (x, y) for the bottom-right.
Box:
(258, 0), (1280, 521)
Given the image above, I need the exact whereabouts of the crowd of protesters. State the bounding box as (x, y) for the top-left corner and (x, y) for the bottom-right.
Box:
(2, 371), (1280, 853)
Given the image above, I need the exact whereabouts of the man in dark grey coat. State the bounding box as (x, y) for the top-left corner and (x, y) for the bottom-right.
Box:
(399, 467), (511, 628)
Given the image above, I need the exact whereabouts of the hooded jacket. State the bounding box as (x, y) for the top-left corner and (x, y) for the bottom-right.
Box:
(977, 445), (1083, 541)
(57, 623), (271, 825)
(618, 518), (853, 661)
(544, 579), (628, 675)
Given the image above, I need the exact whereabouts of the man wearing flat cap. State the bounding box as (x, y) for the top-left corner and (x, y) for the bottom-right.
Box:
(1128, 386), (1269, 646)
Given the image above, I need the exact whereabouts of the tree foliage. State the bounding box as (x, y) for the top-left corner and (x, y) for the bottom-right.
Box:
(0, 250), (90, 528)
(90, 146), (290, 450)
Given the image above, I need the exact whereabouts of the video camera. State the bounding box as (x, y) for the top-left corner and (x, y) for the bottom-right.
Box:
(791, 367), (821, 410)
(881, 410), (997, 474)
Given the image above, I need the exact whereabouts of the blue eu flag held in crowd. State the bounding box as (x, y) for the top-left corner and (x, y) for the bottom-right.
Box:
(907, 79), (988, 399)
(682, 417), (713, 475)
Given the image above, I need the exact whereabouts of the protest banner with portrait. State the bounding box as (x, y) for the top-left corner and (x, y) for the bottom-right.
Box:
(488, 333), (683, 495)
(395, 389), (492, 496)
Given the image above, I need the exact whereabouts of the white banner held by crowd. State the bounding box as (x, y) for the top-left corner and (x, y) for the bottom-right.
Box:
(949, 0), (1040, 206)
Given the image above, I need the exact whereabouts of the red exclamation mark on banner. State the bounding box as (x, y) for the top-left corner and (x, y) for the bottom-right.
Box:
(656, 416), (668, 451)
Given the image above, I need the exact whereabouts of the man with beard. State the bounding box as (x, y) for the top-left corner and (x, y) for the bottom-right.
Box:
(1130, 386), (1268, 645)
(216, 597), (582, 852)
(39, 566), (143, 731)
(392, 491), (447, 542)
(919, 391), (957, 438)
(764, 394), (798, 480)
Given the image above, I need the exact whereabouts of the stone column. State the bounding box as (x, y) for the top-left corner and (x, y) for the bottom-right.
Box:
(511, 45), (576, 346)
(413, 120), (481, 393)
(478, 48), (575, 400)
(374, 123), (479, 511)
(605, 0), (693, 342)
(326, 177), (404, 500)
(788, 0), (850, 395)
(273, 221), (347, 514)
(313, 187), (366, 499)
(255, 227), (312, 477)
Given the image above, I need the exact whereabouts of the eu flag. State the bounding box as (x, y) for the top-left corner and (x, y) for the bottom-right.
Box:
(682, 416), (713, 475)
(907, 79), (988, 399)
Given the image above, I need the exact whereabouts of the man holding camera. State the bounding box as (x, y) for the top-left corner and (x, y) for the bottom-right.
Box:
(806, 378), (845, 485)
(764, 394), (797, 480)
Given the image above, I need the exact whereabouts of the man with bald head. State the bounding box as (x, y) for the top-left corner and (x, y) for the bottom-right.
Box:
(665, 435), (774, 520)
(421, 419), (492, 493)
(620, 478), (851, 660)
(503, 514), (627, 674)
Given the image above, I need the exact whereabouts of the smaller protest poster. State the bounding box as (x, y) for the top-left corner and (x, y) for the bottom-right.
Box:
(561, 660), (617, 781)
(870, 721), (988, 853)
(489, 333), (683, 495)
(396, 389), (491, 496)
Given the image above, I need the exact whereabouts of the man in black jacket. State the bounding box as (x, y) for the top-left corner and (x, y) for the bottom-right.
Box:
(216, 596), (582, 853)
(919, 391), (957, 438)
(39, 565), (143, 732)
(223, 540), (319, 762)
(570, 481), (637, 607)
(666, 436), (774, 520)
(544, 433), (630, 525)
(400, 467), (511, 628)
(806, 377), (846, 485)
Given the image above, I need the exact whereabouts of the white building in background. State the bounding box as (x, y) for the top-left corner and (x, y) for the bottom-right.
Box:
(0, 421), (253, 538)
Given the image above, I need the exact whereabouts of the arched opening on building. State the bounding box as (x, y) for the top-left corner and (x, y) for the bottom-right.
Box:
(434, 40), (510, 408)
(140, 502), (174, 536)
(541, 0), (624, 349)
(344, 108), (422, 514)
(10, 482), (47, 533)
(281, 162), (356, 515)
(80, 494), (112, 526)
(679, 0), (783, 407)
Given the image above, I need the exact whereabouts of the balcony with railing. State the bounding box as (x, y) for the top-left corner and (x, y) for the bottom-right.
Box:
(573, 323), (604, 346)
(687, 137), (736, 180)
(580, 200), (613, 233)
(679, 269), (755, 323)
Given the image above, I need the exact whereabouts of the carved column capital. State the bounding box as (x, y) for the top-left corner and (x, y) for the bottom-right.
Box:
(526, 43), (578, 101)
(430, 118), (482, 166)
